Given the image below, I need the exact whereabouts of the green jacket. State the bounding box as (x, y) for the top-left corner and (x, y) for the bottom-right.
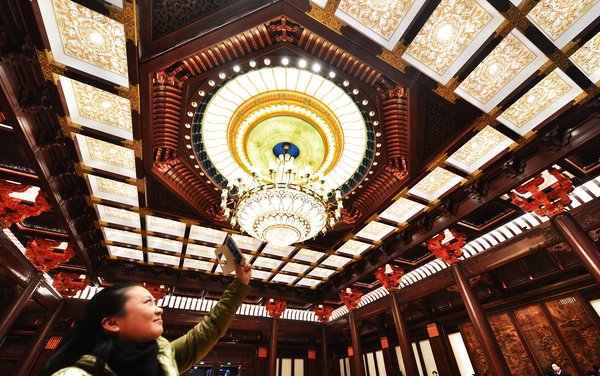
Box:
(52, 279), (250, 376)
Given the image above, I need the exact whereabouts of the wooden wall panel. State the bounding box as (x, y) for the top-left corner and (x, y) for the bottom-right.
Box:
(512, 304), (573, 373)
(488, 313), (537, 375)
(458, 322), (488, 375)
(545, 296), (600, 372)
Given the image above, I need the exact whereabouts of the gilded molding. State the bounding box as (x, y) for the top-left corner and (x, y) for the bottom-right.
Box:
(123, 0), (138, 45)
(36, 49), (64, 84)
(433, 84), (458, 103)
(502, 5), (529, 31)
(307, 0), (344, 34)
(378, 46), (408, 72)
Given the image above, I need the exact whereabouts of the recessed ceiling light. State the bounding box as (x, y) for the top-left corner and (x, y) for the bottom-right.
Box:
(249, 61), (256, 67)
(436, 24), (455, 42)
(88, 31), (104, 44)
(191, 101), (198, 107)
(328, 71), (336, 78)
(298, 59), (307, 68)
(185, 123), (191, 128)
(343, 80), (349, 87)
(362, 100), (368, 105)
(187, 111), (193, 117)
(369, 111), (375, 116)
(198, 90), (205, 96)
(373, 121), (379, 126)
(312, 63), (321, 72)
(185, 135), (191, 140)
(281, 57), (289, 65)
(194, 164), (199, 168)
(352, 89), (359, 95)
(264, 58), (271, 65)
(233, 65), (240, 72)
(208, 80), (215, 86)
(219, 72), (226, 79)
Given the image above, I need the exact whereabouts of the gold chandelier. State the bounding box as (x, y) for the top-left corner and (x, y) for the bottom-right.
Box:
(221, 142), (342, 247)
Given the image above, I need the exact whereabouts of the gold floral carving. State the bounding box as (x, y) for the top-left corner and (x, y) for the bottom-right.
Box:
(381, 197), (424, 222)
(458, 33), (536, 104)
(357, 221), (395, 240)
(528, 0), (598, 41)
(85, 137), (135, 170)
(308, 0), (344, 34)
(502, 71), (571, 127)
(434, 84), (458, 103)
(102, 206), (139, 222)
(451, 126), (511, 167)
(502, 5), (529, 31)
(72, 80), (132, 131)
(122, 0), (138, 44)
(96, 176), (138, 199)
(548, 50), (572, 70)
(406, 0), (493, 76)
(412, 167), (460, 196)
(570, 32), (600, 76)
(36, 49), (64, 84)
(338, 0), (414, 40)
(52, 0), (127, 77)
(378, 47), (408, 72)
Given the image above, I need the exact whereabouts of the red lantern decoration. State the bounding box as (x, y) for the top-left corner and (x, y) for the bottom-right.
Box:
(265, 298), (287, 318)
(313, 304), (334, 322)
(426, 228), (466, 264)
(510, 168), (573, 218)
(52, 272), (90, 297)
(25, 239), (75, 273)
(143, 283), (168, 300)
(374, 264), (404, 291)
(339, 288), (363, 310)
(0, 180), (51, 228)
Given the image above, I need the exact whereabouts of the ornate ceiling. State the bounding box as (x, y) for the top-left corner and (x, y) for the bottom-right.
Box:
(0, 0), (599, 319)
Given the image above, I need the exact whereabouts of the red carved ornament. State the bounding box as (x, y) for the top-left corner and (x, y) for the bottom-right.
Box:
(374, 264), (404, 291)
(312, 304), (334, 322)
(25, 238), (75, 273)
(0, 180), (51, 228)
(426, 229), (466, 265)
(143, 283), (168, 300)
(265, 298), (287, 318)
(510, 168), (573, 218)
(52, 272), (90, 297)
(339, 288), (363, 310)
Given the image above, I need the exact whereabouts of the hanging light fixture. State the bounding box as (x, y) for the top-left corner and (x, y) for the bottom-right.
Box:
(221, 142), (342, 247)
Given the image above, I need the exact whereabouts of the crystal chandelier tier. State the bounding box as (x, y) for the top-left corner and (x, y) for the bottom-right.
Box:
(221, 142), (342, 247)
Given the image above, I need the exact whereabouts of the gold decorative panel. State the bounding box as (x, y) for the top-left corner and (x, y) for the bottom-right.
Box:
(457, 33), (536, 105)
(50, 0), (127, 77)
(499, 70), (581, 135)
(294, 248), (324, 263)
(95, 176), (137, 200)
(96, 204), (140, 227)
(146, 215), (186, 236)
(76, 135), (136, 178)
(409, 167), (463, 201)
(380, 197), (426, 224)
(71, 80), (132, 132)
(337, 239), (370, 256)
(570, 32), (600, 83)
(189, 225), (228, 244)
(528, 0), (599, 44)
(356, 221), (396, 241)
(405, 0), (494, 79)
(321, 254), (352, 268)
(447, 126), (513, 173)
(337, 0), (413, 40)
(108, 245), (143, 261)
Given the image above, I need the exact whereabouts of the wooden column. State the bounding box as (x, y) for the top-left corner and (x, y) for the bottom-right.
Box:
(348, 310), (365, 376)
(15, 300), (64, 376)
(0, 273), (42, 341)
(390, 291), (419, 375)
(427, 323), (460, 376)
(380, 336), (400, 375)
(321, 324), (329, 376)
(451, 263), (511, 376)
(267, 318), (278, 376)
(553, 212), (600, 283)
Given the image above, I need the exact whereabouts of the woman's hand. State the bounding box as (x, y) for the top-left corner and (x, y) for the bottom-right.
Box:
(235, 261), (252, 285)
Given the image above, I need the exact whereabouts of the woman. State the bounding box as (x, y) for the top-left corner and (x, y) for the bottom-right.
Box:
(551, 363), (571, 376)
(44, 263), (252, 375)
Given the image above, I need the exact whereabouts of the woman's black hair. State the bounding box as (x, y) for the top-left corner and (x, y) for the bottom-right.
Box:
(43, 283), (138, 376)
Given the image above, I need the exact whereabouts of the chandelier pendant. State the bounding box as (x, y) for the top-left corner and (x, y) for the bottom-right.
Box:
(221, 142), (342, 247)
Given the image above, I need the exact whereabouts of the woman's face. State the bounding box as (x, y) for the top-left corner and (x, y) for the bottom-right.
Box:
(113, 286), (164, 343)
(552, 364), (560, 372)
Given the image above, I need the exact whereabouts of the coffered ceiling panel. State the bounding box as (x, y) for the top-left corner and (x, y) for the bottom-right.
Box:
(356, 221), (396, 242)
(188, 225), (228, 244)
(403, 0), (505, 84)
(321, 254), (353, 269)
(147, 252), (180, 267)
(261, 244), (296, 258)
(146, 215), (186, 237)
(455, 30), (548, 112)
(95, 204), (140, 228)
(570, 31), (600, 84)
(527, 0), (600, 48)
(336, 239), (371, 256)
(74, 135), (136, 178)
(37, 0), (128, 86)
(59, 76), (133, 140)
(408, 167), (463, 202)
(107, 245), (143, 261)
(183, 258), (214, 272)
(295, 277), (322, 288)
(185, 243), (216, 259)
(379, 197), (427, 224)
(334, 0), (425, 50)
(294, 248), (324, 263)
(147, 236), (183, 253)
(446, 126), (514, 173)
(498, 69), (583, 135)
(85, 175), (138, 206)
(102, 227), (142, 247)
